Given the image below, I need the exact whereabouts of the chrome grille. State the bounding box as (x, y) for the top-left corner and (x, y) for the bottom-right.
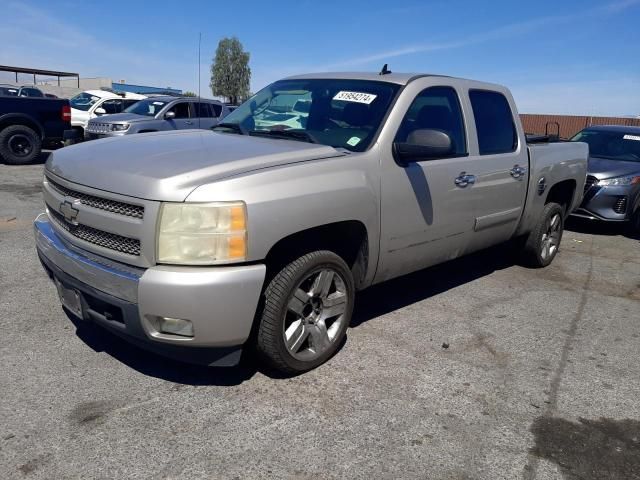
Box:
(87, 122), (111, 134)
(613, 197), (627, 214)
(584, 175), (598, 193)
(48, 205), (141, 256)
(46, 176), (144, 219)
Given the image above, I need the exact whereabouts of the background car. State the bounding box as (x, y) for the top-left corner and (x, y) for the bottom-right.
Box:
(84, 97), (229, 139)
(570, 125), (640, 232)
(0, 84), (45, 97)
(68, 89), (146, 140)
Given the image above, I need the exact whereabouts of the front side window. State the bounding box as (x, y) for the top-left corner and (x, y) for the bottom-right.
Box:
(168, 102), (190, 119)
(469, 90), (517, 155)
(395, 86), (467, 156)
(219, 79), (401, 152)
(101, 99), (123, 114)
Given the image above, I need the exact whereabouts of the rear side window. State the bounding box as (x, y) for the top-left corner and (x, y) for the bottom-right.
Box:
(194, 102), (212, 118)
(469, 90), (517, 155)
(395, 86), (467, 156)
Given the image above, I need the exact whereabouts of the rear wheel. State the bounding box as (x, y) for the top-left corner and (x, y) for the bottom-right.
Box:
(256, 250), (354, 374)
(629, 207), (640, 237)
(521, 203), (564, 268)
(0, 125), (41, 165)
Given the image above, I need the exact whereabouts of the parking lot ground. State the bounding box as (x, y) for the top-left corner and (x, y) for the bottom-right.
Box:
(1, 161), (639, 480)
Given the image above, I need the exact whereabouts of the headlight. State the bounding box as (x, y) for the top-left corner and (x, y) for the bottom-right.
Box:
(112, 123), (130, 131)
(597, 175), (640, 186)
(157, 202), (247, 265)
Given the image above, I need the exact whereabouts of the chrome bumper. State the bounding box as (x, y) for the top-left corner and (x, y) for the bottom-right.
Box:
(34, 214), (266, 364)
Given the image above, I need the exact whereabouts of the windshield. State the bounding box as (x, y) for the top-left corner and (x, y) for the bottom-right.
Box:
(124, 99), (168, 117)
(219, 79), (401, 151)
(70, 92), (102, 111)
(571, 129), (640, 162)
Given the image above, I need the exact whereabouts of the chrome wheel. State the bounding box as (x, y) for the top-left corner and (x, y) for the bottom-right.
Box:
(283, 268), (348, 361)
(540, 213), (561, 260)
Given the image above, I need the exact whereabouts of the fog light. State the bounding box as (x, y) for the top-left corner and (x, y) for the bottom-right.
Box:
(157, 317), (194, 337)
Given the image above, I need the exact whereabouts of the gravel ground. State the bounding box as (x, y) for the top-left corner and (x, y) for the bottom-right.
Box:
(1, 160), (639, 480)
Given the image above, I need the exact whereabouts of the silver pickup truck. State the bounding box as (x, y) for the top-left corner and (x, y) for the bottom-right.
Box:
(34, 72), (588, 373)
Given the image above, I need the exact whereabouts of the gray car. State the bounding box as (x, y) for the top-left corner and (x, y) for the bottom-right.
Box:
(84, 96), (229, 139)
(570, 125), (640, 232)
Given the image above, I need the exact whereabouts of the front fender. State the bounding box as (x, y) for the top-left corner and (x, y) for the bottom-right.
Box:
(186, 152), (381, 286)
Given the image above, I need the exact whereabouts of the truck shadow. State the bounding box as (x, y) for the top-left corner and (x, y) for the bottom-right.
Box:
(65, 242), (518, 385)
(66, 313), (258, 386)
(351, 242), (517, 327)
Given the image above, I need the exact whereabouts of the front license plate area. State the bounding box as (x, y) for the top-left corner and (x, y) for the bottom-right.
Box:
(54, 278), (83, 318)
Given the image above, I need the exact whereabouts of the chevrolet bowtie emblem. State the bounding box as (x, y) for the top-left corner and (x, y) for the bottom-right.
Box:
(60, 199), (80, 224)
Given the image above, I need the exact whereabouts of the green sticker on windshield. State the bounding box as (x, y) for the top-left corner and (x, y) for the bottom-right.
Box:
(347, 136), (361, 146)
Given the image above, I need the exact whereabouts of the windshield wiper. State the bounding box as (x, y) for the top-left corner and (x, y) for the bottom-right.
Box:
(213, 122), (246, 135)
(249, 129), (319, 144)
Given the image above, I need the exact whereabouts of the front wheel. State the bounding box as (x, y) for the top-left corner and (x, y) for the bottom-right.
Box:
(256, 250), (355, 374)
(521, 202), (565, 268)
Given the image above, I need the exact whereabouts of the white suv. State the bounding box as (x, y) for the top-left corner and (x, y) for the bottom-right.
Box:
(68, 89), (146, 139)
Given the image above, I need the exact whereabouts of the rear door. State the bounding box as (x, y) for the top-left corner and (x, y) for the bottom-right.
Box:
(454, 89), (529, 253)
(193, 102), (217, 129)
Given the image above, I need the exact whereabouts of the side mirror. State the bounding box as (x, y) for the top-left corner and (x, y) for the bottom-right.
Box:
(165, 111), (176, 120)
(394, 129), (453, 166)
(94, 107), (106, 115)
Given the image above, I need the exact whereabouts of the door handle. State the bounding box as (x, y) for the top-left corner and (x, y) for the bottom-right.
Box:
(454, 172), (476, 188)
(510, 165), (527, 179)
(185, 121), (194, 125)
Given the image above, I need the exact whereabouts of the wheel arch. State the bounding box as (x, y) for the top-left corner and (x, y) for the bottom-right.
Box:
(545, 179), (577, 217)
(0, 114), (44, 139)
(264, 220), (369, 290)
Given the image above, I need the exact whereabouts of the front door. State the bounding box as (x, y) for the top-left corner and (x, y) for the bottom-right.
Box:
(166, 102), (194, 130)
(376, 84), (475, 282)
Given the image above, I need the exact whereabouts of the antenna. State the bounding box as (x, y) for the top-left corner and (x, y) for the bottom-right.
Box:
(198, 32), (202, 129)
(379, 64), (391, 75)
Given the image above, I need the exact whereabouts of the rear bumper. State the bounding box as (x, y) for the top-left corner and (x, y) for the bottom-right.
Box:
(34, 214), (266, 366)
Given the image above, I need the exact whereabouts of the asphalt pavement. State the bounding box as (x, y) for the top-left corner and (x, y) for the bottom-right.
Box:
(1, 158), (639, 479)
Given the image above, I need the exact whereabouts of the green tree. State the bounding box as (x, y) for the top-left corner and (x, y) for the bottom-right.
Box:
(210, 37), (251, 105)
(182, 91), (197, 97)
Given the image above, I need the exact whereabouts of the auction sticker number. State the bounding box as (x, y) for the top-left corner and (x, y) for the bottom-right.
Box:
(623, 134), (640, 141)
(333, 91), (377, 104)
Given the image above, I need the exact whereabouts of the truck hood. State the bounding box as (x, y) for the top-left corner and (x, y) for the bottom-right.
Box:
(89, 112), (152, 124)
(46, 130), (345, 201)
(588, 156), (640, 180)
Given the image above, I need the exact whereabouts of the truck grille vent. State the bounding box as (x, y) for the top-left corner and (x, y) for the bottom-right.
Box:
(46, 176), (144, 219)
(584, 175), (599, 193)
(48, 206), (141, 256)
(613, 197), (627, 214)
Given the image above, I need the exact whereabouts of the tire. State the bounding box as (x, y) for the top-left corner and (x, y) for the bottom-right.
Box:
(256, 250), (355, 374)
(0, 125), (41, 165)
(521, 202), (565, 268)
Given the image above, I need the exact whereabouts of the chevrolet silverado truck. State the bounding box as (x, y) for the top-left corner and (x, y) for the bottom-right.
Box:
(34, 72), (588, 373)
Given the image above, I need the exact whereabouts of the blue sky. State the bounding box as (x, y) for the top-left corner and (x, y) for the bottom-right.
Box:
(1, 0), (639, 115)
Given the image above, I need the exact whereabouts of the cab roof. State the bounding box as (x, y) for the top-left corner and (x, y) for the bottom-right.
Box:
(283, 72), (441, 85)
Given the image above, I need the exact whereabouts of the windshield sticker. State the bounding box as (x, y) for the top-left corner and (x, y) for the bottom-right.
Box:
(347, 136), (361, 147)
(153, 101), (164, 105)
(623, 134), (640, 141)
(333, 91), (377, 104)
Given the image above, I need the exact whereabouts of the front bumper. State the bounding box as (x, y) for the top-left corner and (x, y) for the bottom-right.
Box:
(34, 214), (266, 366)
(571, 184), (638, 222)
